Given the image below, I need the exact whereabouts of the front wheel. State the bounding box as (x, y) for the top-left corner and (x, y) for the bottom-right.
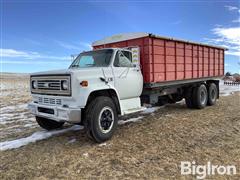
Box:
(84, 96), (118, 143)
(36, 116), (64, 130)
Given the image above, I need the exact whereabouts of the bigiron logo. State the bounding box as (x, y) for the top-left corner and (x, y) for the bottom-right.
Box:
(180, 161), (237, 179)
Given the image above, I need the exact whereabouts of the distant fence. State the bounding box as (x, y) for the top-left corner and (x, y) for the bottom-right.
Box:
(224, 81), (240, 86)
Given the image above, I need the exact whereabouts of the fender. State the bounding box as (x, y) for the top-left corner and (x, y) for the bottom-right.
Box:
(77, 81), (123, 114)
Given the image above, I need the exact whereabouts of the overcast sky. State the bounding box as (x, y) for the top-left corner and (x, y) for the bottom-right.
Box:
(1, 0), (240, 73)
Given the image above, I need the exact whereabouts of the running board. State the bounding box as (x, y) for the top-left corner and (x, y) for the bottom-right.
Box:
(122, 107), (146, 115)
(119, 97), (143, 115)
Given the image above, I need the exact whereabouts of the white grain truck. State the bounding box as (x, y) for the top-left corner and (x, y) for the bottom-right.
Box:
(28, 33), (225, 142)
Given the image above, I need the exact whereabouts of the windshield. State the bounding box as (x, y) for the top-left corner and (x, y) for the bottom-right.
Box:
(69, 49), (113, 68)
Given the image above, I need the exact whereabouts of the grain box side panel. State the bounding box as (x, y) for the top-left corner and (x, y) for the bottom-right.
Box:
(142, 37), (154, 83)
(176, 42), (185, 80)
(184, 44), (193, 79)
(193, 45), (198, 78)
(147, 37), (166, 82)
(165, 40), (176, 81)
(220, 49), (224, 75)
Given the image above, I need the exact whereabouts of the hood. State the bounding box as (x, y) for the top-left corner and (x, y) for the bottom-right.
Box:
(30, 67), (106, 78)
(30, 69), (72, 76)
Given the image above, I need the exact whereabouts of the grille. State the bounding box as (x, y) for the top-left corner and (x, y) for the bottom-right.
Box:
(31, 75), (71, 96)
(38, 97), (62, 105)
(37, 80), (61, 90)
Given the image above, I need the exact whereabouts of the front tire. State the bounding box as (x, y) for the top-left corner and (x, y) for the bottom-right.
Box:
(84, 96), (118, 143)
(36, 116), (64, 130)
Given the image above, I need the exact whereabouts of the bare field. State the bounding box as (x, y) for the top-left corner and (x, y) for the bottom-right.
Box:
(0, 74), (240, 179)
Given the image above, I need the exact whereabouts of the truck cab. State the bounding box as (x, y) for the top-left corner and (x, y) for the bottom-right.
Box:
(28, 47), (143, 142)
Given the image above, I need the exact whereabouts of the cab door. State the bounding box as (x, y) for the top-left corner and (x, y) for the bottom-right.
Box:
(112, 50), (143, 100)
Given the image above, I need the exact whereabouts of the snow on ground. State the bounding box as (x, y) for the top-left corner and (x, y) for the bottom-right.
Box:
(141, 107), (161, 114)
(118, 106), (161, 125)
(0, 80), (29, 91)
(0, 103), (27, 112)
(0, 103), (35, 126)
(176, 99), (185, 105)
(219, 81), (240, 96)
(0, 125), (83, 151)
(67, 138), (77, 144)
(98, 142), (108, 147)
(83, 152), (89, 158)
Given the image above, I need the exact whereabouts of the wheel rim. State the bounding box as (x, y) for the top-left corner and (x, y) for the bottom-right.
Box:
(200, 90), (207, 105)
(98, 107), (114, 134)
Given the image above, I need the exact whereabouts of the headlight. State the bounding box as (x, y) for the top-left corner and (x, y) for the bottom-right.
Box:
(32, 80), (37, 89)
(61, 80), (68, 90)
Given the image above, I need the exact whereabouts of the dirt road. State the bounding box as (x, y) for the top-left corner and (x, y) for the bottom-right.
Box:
(0, 74), (240, 179)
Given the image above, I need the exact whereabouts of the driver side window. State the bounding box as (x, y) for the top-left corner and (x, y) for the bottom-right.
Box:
(114, 51), (133, 67)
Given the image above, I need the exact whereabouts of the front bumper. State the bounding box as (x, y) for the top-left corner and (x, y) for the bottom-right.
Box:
(28, 102), (81, 123)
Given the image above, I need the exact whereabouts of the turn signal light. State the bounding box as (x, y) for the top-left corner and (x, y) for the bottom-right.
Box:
(80, 81), (88, 87)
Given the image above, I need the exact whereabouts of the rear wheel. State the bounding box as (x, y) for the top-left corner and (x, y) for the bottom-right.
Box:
(192, 84), (208, 109)
(36, 116), (64, 130)
(207, 83), (218, 106)
(84, 96), (118, 143)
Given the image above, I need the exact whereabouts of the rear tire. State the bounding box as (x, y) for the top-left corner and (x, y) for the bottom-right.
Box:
(207, 83), (218, 106)
(192, 84), (208, 109)
(84, 96), (118, 143)
(36, 116), (64, 130)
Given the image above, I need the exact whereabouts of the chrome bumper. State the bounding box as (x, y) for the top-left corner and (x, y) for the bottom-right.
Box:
(28, 102), (81, 123)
